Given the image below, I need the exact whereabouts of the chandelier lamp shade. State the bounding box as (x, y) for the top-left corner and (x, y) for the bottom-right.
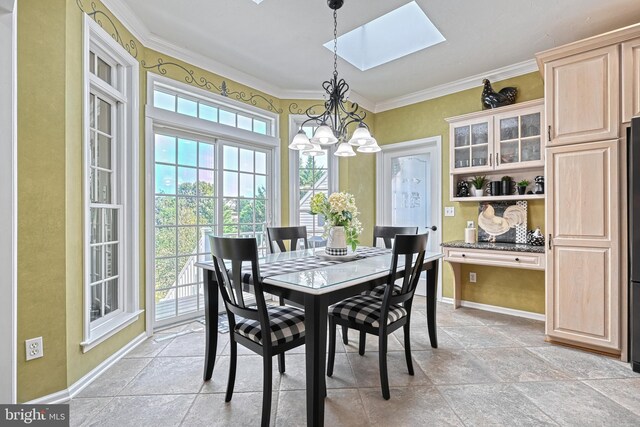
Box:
(289, 0), (380, 157)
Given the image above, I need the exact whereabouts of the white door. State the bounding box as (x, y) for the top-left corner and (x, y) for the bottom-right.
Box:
(377, 137), (442, 297)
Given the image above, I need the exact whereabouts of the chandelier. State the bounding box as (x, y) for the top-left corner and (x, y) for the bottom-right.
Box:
(288, 0), (380, 157)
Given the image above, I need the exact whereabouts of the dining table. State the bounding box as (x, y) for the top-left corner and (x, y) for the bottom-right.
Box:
(195, 246), (444, 427)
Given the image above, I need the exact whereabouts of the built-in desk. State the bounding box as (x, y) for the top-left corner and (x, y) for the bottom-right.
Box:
(442, 240), (546, 308)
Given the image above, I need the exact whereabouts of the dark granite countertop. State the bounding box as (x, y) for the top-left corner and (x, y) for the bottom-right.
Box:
(441, 240), (545, 254)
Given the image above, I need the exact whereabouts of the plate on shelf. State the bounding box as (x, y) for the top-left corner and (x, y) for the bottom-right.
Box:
(315, 249), (359, 261)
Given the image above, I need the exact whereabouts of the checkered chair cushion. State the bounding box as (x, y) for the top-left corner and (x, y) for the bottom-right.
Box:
(329, 295), (407, 328)
(365, 284), (402, 298)
(234, 306), (305, 346)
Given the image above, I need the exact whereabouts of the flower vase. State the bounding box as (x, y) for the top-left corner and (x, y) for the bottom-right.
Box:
(326, 226), (347, 256)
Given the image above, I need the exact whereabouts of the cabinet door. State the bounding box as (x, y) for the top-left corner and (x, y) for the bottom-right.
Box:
(450, 118), (493, 173)
(545, 140), (620, 350)
(494, 104), (544, 170)
(622, 37), (640, 123)
(545, 45), (620, 146)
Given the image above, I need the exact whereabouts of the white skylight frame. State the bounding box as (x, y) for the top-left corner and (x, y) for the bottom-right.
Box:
(324, 1), (445, 71)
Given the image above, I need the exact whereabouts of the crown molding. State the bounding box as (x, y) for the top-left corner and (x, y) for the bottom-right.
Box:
(100, 0), (536, 115)
(373, 59), (539, 113)
(100, 0), (150, 43)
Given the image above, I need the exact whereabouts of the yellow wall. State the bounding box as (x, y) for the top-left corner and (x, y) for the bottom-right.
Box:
(16, 0), (545, 402)
(374, 73), (546, 313)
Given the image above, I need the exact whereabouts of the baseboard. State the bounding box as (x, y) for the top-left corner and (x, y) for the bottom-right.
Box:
(26, 332), (147, 404)
(440, 297), (545, 322)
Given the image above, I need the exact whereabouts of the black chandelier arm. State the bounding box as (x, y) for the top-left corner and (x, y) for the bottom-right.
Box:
(337, 100), (366, 122)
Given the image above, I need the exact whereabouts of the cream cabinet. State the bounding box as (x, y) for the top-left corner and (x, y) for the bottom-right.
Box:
(622, 37), (640, 123)
(544, 45), (620, 146)
(448, 100), (544, 174)
(545, 140), (620, 351)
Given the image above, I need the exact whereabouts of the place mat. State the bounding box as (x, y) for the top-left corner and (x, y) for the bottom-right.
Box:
(241, 246), (390, 285)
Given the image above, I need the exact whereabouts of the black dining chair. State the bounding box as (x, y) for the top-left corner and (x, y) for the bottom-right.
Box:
(341, 225), (419, 345)
(266, 226), (308, 253)
(373, 225), (419, 249)
(326, 233), (428, 400)
(209, 236), (306, 427)
(266, 226), (308, 307)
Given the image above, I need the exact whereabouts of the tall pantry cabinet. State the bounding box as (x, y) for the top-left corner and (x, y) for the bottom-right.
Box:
(537, 24), (640, 355)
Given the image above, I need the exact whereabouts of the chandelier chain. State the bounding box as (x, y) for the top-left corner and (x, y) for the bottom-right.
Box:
(333, 9), (338, 78)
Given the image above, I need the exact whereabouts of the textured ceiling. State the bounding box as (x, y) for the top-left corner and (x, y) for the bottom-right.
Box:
(122, 0), (640, 104)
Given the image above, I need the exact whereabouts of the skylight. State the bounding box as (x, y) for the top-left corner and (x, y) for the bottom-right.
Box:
(324, 1), (445, 71)
(252, 0), (264, 4)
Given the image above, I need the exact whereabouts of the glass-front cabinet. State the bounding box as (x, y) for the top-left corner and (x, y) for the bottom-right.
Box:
(494, 104), (544, 169)
(451, 118), (493, 173)
(447, 100), (544, 174)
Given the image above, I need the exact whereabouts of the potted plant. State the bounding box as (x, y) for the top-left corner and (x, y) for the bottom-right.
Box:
(501, 175), (514, 195)
(517, 179), (530, 195)
(469, 176), (487, 197)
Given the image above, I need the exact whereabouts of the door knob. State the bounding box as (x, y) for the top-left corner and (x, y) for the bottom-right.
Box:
(427, 226), (437, 231)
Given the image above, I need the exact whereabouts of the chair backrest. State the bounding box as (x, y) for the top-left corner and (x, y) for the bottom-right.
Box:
(373, 225), (419, 248)
(379, 233), (429, 323)
(266, 226), (308, 253)
(209, 236), (270, 338)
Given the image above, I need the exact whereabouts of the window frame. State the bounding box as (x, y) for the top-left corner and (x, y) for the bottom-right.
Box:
(81, 16), (142, 352)
(145, 75), (281, 328)
(288, 115), (339, 231)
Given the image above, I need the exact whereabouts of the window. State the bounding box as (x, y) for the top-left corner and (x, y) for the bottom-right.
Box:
(153, 134), (217, 321)
(289, 119), (338, 240)
(83, 17), (140, 351)
(147, 75), (279, 327)
(152, 84), (274, 136)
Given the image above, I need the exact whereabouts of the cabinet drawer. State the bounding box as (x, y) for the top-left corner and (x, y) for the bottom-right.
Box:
(444, 248), (544, 270)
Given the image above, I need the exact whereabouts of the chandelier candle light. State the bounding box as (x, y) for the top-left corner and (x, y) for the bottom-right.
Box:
(310, 192), (363, 255)
(288, 0), (381, 157)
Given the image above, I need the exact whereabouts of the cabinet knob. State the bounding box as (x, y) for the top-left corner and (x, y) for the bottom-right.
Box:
(461, 254), (466, 257)
(515, 257), (520, 262)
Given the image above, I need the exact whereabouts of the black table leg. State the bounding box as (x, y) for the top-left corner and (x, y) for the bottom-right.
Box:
(203, 269), (218, 381)
(426, 260), (439, 348)
(304, 294), (328, 427)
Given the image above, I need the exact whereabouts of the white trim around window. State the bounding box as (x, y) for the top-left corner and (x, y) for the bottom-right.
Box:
(0, 0), (17, 404)
(288, 115), (338, 229)
(81, 16), (142, 352)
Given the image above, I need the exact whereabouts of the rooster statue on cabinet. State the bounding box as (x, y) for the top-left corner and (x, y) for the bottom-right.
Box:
(478, 203), (527, 243)
(481, 79), (518, 109)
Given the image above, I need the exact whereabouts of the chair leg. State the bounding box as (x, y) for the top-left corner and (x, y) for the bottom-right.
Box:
(379, 333), (390, 400)
(225, 338), (237, 402)
(278, 352), (286, 374)
(341, 325), (349, 345)
(261, 354), (273, 427)
(327, 317), (336, 377)
(403, 323), (414, 376)
(278, 296), (284, 306)
(358, 331), (366, 356)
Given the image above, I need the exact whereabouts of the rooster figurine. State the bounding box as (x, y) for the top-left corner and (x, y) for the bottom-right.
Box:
(478, 204), (526, 242)
(481, 79), (518, 109)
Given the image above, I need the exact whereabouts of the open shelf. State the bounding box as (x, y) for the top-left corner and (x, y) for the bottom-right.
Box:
(451, 194), (545, 202)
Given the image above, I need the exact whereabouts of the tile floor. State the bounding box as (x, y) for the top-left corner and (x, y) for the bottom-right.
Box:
(70, 298), (640, 426)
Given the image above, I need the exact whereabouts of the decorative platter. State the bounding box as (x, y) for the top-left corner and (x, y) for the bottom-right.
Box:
(315, 249), (359, 261)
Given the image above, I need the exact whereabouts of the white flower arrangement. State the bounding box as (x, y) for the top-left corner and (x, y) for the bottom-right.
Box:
(310, 192), (363, 251)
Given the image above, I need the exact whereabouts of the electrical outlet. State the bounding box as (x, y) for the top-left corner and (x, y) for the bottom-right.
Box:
(25, 337), (43, 361)
(444, 207), (455, 217)
(469, 272), (477, 283)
